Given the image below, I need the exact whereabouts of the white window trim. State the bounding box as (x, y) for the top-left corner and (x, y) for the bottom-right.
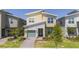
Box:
(68, 17), (74, 24)
(28, 17), (35, 23)
(48, 17), (53, 23)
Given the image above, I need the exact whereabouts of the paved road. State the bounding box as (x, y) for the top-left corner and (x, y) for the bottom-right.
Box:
(21, 37), (36, 48)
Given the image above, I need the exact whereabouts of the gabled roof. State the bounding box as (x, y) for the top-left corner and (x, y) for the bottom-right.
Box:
(67, 10), (79, 15)
(25, 10), (44, 15)
(58, 10), (79, 20)
(25, 10), (57, 17)
(0, 10), (12, 15)
(8, 14), (24, 20)
(0, 10), (24, 20)
(58, 16), (65, 20)
(42, 12), (57, 17)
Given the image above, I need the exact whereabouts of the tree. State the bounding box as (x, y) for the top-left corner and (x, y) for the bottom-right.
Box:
(9, 28), (24, 38)
(52, 24), (63, 48)
(9, 28), (19, 38)
(18, 28), (24, 36)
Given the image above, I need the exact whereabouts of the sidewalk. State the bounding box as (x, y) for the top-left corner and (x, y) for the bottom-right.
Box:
(21, 38), (36, 48)
(0, 37), (8, 44)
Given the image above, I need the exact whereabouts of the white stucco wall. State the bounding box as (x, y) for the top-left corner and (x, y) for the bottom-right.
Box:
(9, 17), (18, 28)
(26, 14), (44, 26)
(43, 15), (56, 27)
(65, 17), (77, 27)
(26, 13), (56, 27)
(64, 15), (79, 37)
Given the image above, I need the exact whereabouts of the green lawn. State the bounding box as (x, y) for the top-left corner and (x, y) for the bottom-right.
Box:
(62, 39), (79, 48)
(0, 37), (24, 48)
(35, 39), (79, 48)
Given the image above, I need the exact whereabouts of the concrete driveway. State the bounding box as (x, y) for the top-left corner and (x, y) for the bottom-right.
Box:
(20, 37), (36, 48)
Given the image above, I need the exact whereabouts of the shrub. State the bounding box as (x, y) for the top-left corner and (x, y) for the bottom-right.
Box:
(9, 28), (24, 38)
(68, 36), (79, 42)
(53, 24), (63, 47)
(18, 36), (26, 41)
(45, 32), (54, 41)
(8, 38), (14, 41)
(73, 36), (79, 41)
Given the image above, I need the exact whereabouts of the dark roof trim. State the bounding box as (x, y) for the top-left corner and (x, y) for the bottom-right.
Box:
(0, 10), (12, 15)
(67, 10), (79, 15)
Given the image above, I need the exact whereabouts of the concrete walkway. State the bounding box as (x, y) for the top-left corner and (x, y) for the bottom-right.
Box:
(21, 38), (36, 48)
(0, 37), (8, 44)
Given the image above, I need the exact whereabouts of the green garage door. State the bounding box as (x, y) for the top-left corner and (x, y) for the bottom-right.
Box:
(27, 30), (36, 37)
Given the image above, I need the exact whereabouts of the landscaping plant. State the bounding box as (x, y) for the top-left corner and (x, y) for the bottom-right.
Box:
(10, 28), (24, 38)
(53, 24), (63, 48)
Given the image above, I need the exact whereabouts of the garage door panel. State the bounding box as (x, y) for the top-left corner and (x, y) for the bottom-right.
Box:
(27, 30), (36, 37)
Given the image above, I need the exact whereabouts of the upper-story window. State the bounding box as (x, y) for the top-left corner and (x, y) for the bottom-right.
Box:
(9, 18), (13, 24)
(11, 19), (13, 24)
(29, 18), (34, 23)
(68, 17), (74, 24)
(48, 18), (53, 23)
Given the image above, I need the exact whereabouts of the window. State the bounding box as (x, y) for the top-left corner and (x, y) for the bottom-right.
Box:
(11, 20), (13, 24)
(29, 18), (34, 23)
(51, 18), (53, 23)
(48, 18), (50, 23)
(9, 18), (13, 24)
(48, 28), (53, 34)
(68, 17), (74, 24)
(48, 18), (53, 23)
(67, 27), (76, 36)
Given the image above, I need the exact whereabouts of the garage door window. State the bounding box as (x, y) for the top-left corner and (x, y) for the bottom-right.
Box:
(27, 30), (36, 37)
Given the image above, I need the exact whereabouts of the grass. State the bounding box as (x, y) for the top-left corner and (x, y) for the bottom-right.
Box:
(0, 37), (24, 48)
(35, 40), (56, 48)
(35, 39), (79, 48)
(62, 39), (79, 48)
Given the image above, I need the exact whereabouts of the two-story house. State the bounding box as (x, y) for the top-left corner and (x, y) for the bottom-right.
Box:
(0, 10), (26, 38)
(58, 10), (79, 37)
(24, 10), (57, 39)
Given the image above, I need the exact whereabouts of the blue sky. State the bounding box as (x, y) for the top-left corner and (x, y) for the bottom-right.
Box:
(4, 9), (74, 19)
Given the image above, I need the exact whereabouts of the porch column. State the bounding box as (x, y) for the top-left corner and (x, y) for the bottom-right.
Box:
(24, 29), (27, 38)
(43, 27), (45, 37)
(36, 29), (38, 38)
(0, 28), (2, 38)
(76, 28), (79, 36)
(65, 27), (68, 37)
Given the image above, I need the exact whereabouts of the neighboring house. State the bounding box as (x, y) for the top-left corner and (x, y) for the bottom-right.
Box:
(0, 10), (26, 38)
(58, 10), (79, 37)
(24, 10), (57, 39)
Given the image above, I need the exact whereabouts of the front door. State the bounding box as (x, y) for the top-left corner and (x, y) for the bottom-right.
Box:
(38, 28), (43, 37)
(77, 22), (79, 34)
(2, 29), (5, 37)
